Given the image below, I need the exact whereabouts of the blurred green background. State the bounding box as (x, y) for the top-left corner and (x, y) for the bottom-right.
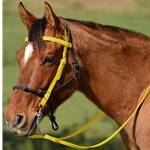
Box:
(3, 0), (150, 150)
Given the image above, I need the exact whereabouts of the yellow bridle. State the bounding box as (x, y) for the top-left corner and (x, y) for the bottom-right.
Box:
(25, 28), (72, 108)
(25, 27), (150, 149)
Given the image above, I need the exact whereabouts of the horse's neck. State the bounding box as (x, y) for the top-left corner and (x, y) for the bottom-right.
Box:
(68, 21), (150, 125)
(69, 24), (107, 106)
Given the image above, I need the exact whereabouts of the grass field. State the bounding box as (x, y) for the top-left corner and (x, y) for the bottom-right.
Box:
(3, 0), (150, 150)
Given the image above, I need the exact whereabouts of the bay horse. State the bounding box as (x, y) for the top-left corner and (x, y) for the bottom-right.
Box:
(6, 2), (150, 150)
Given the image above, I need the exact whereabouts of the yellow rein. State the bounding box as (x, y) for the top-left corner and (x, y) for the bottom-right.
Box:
(28, 86), (150, 149)
(25, 28), (150, 149)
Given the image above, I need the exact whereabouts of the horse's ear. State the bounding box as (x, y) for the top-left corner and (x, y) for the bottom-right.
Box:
(18, 2), (37, 29)
(44, 2), (60, 28)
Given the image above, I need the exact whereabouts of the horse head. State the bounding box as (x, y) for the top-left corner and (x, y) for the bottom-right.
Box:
(6, 2), (80, 136)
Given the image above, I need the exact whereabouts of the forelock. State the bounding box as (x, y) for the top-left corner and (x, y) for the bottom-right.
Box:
(28, 16), (47, 50)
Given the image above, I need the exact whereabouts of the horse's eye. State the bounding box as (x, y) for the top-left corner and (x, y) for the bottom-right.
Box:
(42, 56), (54, 65)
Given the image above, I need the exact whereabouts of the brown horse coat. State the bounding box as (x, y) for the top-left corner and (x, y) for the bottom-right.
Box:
(6, 2), (150, 150)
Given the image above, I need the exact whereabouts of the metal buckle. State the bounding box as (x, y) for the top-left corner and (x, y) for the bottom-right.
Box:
(36, 104), (45, 136)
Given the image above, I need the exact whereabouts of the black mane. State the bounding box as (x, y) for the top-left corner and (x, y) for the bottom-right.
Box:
(64, 18), (100, 30)
(28, 16), (149, 50)
(65, 18), (149, 41)
(65, 18), (122, 31)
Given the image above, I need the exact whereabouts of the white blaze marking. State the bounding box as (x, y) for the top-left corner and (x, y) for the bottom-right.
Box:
(23, 43), (33, 66)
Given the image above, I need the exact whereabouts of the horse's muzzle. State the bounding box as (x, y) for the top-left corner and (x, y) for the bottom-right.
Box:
(5, 114), (37, 136)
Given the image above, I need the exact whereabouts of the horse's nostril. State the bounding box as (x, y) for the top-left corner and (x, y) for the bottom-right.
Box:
(14, 114), (26, 128)
(16, 115), (23, 124)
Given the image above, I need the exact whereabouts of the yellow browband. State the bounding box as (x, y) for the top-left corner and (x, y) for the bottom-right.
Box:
(25, 29), (150, 148)
(25, 36), (72, 48)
